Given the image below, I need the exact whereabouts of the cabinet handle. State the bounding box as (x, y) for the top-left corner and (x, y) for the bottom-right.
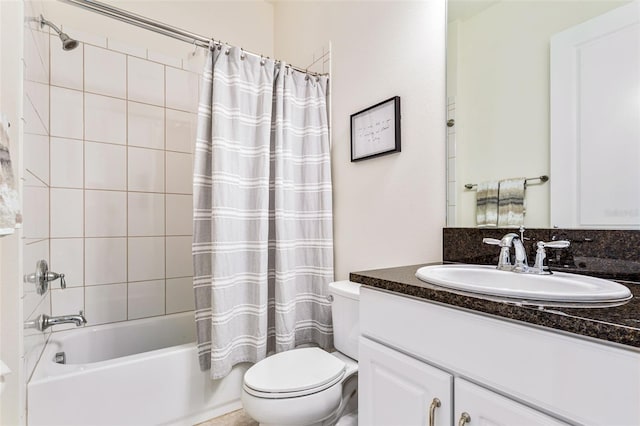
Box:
(458, 412), (471, 426)
(428, 397), (441, 426)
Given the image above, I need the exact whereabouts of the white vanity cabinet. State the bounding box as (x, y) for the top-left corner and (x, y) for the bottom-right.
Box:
(359, 337), (453, 426)
(359, 287), (640, 425)
(359, 336), (565, 426)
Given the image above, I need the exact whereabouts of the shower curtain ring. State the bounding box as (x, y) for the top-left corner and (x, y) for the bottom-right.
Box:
(240, 48), (246, 60)
(260, 54), (266, 66)
(225, 43), (230, 55)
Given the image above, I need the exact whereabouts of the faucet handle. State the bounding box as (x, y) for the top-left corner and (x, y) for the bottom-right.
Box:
(532, 240), (570, 274)
(482, 238), (501, 246)
(538, 240), (570, 249)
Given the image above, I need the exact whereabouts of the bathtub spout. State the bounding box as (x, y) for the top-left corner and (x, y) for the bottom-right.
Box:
(25, 311), (87, 331)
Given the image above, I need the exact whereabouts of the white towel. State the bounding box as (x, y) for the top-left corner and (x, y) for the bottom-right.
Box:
(498, 178), (525, 227)
(476, 181), (499, 227)
(0, 120), (21, 235)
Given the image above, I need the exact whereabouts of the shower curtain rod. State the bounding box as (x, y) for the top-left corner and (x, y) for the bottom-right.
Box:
(58, 0), (328, 77)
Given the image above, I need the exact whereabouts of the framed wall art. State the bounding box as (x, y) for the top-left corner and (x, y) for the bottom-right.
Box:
(350, 96), (401, 162)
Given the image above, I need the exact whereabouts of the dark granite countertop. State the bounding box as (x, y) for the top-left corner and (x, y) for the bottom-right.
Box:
(350, 263), (640, 350)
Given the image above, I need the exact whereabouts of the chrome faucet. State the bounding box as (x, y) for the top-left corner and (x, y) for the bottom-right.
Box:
(483, 233), (528, 272)
(25, 311), (87, 332)
(484, 229), (570, 274)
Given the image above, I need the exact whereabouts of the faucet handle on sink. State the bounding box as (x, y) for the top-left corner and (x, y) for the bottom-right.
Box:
(482, 238), (501, 246)
(539, 240), (570, 249)
(532, 240), (571, 274)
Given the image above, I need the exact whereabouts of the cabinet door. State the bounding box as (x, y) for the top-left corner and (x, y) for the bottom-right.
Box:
(454, 379), (569, 426)
(359, 337), (453, 426)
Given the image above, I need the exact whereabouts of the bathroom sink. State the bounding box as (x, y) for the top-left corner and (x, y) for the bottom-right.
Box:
(415, 264), (632, 305)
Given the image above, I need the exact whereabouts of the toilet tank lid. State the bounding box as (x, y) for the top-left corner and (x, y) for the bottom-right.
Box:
(329, 280), (360, 300)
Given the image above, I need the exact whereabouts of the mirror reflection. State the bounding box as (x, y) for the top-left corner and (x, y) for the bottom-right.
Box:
(446, 0), (639, 229)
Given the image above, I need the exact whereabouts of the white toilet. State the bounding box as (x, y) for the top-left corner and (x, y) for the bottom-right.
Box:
(241, 280), (360, 426)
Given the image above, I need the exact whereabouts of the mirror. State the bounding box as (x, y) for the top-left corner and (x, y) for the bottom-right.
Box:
(446, 0), (639, 229)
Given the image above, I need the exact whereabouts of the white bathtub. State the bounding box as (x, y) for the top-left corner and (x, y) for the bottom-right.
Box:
(28, 312), (249, 426)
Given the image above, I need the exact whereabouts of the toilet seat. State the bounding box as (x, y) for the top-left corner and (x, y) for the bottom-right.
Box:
(243, 347), (346, 399)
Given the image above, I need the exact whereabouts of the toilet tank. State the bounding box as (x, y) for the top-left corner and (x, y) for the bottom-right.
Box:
(329, 281), (361, 361)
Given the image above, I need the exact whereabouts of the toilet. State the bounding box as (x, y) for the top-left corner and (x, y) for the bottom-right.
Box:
(241, 280), (361, 426)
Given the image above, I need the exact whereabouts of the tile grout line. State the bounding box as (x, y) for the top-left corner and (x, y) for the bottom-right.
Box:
(82, 40), (87, 322)
(125, 50), (130, 321)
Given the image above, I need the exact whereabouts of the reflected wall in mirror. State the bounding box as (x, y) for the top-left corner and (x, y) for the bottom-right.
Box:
(446, 0), (639, 229)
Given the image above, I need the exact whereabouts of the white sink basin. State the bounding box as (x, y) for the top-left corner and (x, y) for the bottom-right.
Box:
(415, 264), (632, 304)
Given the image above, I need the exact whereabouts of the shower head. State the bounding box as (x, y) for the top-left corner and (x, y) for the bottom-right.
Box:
(39, 15), (79, 51)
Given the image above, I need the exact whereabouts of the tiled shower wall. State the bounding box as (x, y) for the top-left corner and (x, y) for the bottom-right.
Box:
(22, 0), (52, 381)
(21, 17), (201, 387)
(46, 31), (199, 330)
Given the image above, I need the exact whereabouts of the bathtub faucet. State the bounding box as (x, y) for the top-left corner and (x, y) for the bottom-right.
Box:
(25, 311), (87, 331)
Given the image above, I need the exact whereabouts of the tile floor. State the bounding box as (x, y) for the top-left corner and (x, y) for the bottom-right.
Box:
(196, 409), (258, 426)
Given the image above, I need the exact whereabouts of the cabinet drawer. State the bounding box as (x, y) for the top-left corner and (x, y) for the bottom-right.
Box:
(361, 287), (640, 425)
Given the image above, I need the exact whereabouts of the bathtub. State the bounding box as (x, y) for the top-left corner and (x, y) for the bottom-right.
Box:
(27, 312), (249, 426)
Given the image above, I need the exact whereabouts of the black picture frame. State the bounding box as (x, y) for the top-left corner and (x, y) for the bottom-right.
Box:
(350, 96), (401, 162)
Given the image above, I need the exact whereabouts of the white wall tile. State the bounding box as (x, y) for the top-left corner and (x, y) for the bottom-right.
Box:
(24, 133), (49, 186)
(24, 28), (48, 84)
(25, 81), (50, 133)
(50, 188), (83, 238)
(51, 35), (83, 90)
(50, 137), (82, 188)
(85, 283), (127, 325)
(85, 238), (127, 285)
(166, 194), (192, 236)
(182, 50), (205, 74)
(128, 192), (165, 236)
(85, 142), (126, 190)
(166, 152), (192, 194)
(166, 67), (198, 112)
(128, 147), (164, 192)
(24, 94), (48, 136)
(85, 45), (126, 98)
(85, 190), (127, 237)
(24, 291), (50, 379)
(128, 280), (165, 319)
(22, 186), (49, 240)
(128, 237), (165, 282)
(166, 277), (194, 314)
(85, 93), (126, 144)
(166, 109), (196, 153)
(128, 101), (164, 150)
(50, 86), (83, 139)
(128, 56), (164, 106)
(51, 287), (85, 331)
(108, 38), (146, 58)
(50, 238), (84, 288)
(166, 236), (192, 278)
(148, 51), (181, 68)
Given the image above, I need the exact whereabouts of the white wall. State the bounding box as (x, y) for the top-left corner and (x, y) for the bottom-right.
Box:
(451, 0), (628, 228)
(274, 0), (447, 280)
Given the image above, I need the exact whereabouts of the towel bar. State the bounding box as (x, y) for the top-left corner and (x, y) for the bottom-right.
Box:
(464, 175), (549, 190)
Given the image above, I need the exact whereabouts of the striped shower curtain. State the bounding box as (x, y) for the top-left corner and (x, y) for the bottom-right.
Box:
(193, 46), (333, 379)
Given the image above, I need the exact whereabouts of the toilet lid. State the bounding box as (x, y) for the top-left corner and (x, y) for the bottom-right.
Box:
(244, 347), (346, 396)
